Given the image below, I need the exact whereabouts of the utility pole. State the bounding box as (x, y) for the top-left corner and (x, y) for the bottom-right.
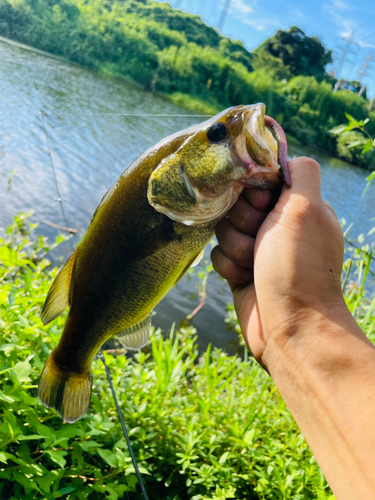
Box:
(217, 0), (231, 31)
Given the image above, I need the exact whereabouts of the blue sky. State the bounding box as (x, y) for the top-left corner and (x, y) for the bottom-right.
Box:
(157, 0), (375, 98)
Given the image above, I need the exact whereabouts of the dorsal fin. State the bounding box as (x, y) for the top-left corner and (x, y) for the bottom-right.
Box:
(41, 250), (77, 325)
(116, 312), (153, 350)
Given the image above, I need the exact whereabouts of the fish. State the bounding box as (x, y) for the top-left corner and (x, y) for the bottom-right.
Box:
(38, 103), (290, 423)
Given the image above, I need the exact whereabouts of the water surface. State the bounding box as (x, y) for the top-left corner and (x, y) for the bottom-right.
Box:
(1, 40), (374, 353)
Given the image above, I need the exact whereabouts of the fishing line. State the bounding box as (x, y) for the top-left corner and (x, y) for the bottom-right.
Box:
(39, 111), (74, 253)
(99, 348), (150, 500)
(85, 113), (213, 117)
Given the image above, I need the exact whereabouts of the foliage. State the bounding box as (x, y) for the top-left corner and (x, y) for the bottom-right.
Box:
(1, 0), (375, 168)
(253, 26), (332, 81)
(330, 113), (375, 185)
(251, 50), (292, 81)
(6, 216), (374, 498)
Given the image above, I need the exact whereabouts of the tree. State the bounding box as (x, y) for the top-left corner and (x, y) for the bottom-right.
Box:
(254, 26), (332, 81)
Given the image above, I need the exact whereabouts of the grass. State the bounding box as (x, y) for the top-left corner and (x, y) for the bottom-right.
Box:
(0, 213), (373, 499)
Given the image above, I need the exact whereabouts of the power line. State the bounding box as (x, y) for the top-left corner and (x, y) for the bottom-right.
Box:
(217, 0), (231, 31)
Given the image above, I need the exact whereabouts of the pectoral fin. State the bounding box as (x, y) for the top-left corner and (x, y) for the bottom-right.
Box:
(41, 250), (77, 325)
(191, 249), (204, 268)
(116, 312), (153, 350)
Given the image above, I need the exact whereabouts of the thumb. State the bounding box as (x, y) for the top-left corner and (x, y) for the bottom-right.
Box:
(283, 156), (322, 202)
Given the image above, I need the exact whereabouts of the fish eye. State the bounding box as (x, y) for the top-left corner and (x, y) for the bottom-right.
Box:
(207, 123), (228, 143)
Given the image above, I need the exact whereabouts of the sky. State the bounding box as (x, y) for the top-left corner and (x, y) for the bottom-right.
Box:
(157, 0), (375, 98)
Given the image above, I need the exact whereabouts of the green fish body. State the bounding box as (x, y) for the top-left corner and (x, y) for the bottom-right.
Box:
(38, 104), (289, 422)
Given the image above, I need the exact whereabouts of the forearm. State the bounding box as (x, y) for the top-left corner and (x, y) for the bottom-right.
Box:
(263, 309), (375, 500)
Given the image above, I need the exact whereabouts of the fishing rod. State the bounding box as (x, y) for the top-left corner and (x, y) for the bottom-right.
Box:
(99, 348), (150, 500)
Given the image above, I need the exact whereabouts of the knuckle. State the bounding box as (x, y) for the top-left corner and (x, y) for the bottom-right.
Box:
(211, 246), (230, 278)
(237, 208), (252, 233)
(292, 198), (331, 230)
(297, 156), (321, 173)
(233, 237), (253, 265)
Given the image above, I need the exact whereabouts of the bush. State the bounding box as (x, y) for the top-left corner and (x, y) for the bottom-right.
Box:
(337, 131), (375, 169)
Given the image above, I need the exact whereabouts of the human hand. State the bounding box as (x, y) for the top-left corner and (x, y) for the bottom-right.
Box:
(213, 156), (375, 499)
(211, 156), (349, 371)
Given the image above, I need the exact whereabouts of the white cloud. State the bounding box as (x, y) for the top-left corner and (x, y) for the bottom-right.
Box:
(292, 8), (305, 19)
(323, 1), (357, 37)
(227, 0), (281, 32)
(231, 0), (254, 15)
(242, 16), (281, 32)
(330, 0), (353, 10)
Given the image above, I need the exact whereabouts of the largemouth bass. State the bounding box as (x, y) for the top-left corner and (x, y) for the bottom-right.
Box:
(38, 103), (290, 423)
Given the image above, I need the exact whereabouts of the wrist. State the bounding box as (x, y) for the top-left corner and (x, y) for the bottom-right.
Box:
(262, 304), (374, 385)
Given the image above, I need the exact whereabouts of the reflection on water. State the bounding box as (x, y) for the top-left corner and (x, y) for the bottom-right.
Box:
(1, 40), (374, 353)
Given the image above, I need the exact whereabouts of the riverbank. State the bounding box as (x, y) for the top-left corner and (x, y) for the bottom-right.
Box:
(0, 33), (371, 174)
(0, 0), (374, 170)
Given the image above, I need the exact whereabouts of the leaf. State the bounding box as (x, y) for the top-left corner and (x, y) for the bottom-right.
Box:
(345, 112), (356, 123)
(58, 487), (76, 495)
(362, 140), (374, 154)
(97, 448), (118, 467)
(102, 484), (119, 500)
(0, 452), (17, 464)
(18, 434), (46, 441)
(244, 428), (255, 445)
(13, 470), (40, 494)
(219, 451), (229, 464)
(46, 450), (67, 469)
(0, 246), (12, 266)
(12, 360), (32, 384)
(328, 124), (347, 135)
(0, 290), (8, 303)
(0, 391), (17, 403)
(79, 440), (102, 452)
(347, 140), (365, 149)
(362, 171), (375, 196)
(125, 465), (150, 475)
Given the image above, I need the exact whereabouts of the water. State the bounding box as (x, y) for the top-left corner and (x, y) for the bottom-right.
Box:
(1, 40), (374, 353)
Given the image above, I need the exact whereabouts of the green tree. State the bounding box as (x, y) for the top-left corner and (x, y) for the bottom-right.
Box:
(254, 25), (333, 80)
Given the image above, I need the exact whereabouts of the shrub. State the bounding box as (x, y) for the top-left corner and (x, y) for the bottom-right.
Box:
(337, 131), (375, 169)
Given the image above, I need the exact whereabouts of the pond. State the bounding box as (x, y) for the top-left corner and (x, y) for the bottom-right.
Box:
(1, 39), (374, 353)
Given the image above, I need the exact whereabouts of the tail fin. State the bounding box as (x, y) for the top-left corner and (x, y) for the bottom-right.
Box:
(38, 352), (93, 423)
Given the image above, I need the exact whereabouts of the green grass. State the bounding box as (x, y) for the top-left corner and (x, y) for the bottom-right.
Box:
(0, 213), (373, 499)
(166, 92), (221, 117)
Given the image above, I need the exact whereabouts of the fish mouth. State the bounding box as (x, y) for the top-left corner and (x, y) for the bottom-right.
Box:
(235, 103), (291, 187)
